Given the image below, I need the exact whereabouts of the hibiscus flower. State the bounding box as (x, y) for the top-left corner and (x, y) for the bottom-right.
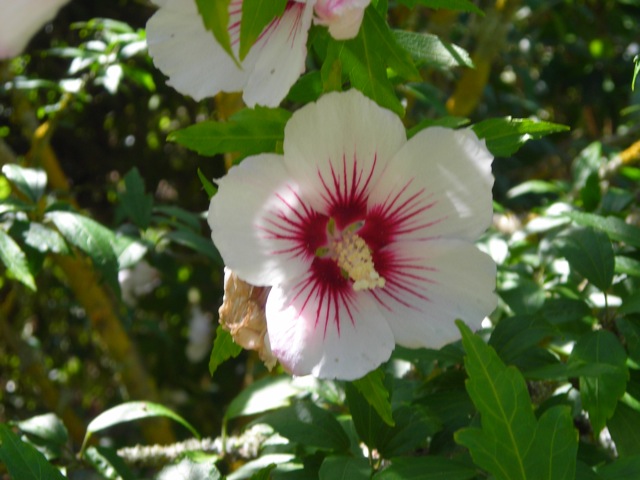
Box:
(0, 0), (70, 59)
(208, 90), (497, 380)
(145, 0), (370, 107)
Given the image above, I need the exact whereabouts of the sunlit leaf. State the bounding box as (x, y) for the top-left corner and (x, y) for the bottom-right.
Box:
(45, 210), (120, 295)
(0, 229), (36, 290)
(83, 401), (200, 454)
(472, 117), (569, 157)
(168, 107), (291, 158)
(17, 413), (68, 449)
(22, 223), (69, 255)
(566, 211), (640, 248)
(197, 168), (217, 199)
(156, 456), (222, 480)
(393, 31), (473, 69)
(569, 330), (628, 434)
(557, 227), (614, 291)
(0, 424), (66, 480)
(195, 0), (237, 64)
(225, 375), (298, 420)
(209, 326), (243, 376)
(353, 368), (394, 426)
(258, 401), (350, 451)
(398, 0), (483, 15)
(84, 446), (136, 480)
(1, 164), (47, 203)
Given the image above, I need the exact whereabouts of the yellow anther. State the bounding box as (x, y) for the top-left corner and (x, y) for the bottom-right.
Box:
(332, 231), (385, 291)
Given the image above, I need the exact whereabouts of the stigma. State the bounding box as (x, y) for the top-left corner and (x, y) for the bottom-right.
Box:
(332, 230), (385, 291)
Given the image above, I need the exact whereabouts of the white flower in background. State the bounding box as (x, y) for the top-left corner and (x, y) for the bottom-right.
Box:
(208, 90), (497, 380)
(185, 305), (214, 363)
(0, 0), (71, 60)
(145, 0), (370, 107)
(118, 261), (161, 306)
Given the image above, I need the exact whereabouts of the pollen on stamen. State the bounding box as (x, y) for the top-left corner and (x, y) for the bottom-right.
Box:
(333, 231), (386, 291)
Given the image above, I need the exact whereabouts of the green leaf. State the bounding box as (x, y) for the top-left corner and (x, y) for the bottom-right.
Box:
(526, 406), (578, 480)
(454, 321), (578, 480)
(318, 456), (370, 480)
(616, 317), (640, 365)
(84, 446), (136, 480)
(225, 375), (298, 420)
(156, 456), (222, 480)
(195, 0), (237, 66)
(164, 229), (223, 265)
(398, 0), (484, 15)
(45, 210), (120, 294)
(197, 168), (217, 199)
(597, 455), (640, 480)
(168, 107), (291, 158)
(209, 326), (242, 376)
(338, 6), (418, 115)
(393, 31), (473, 69)
(119, 167), (153, 228)
(569, 330), (628, 434)
(607, 401), (640, 458)
(472, 117), (570, 157)
(633, 55), (640, 91)
(376, 405), (441, 458)
(82, 401), (200, 454)
(374, 457), (477, 480)
(0, 229), (36, 290)
(258, 401), (350, 451)
(615, 256), (640, 277)
(489, 315), (557, 366)
(0, 424), (67, 480)
(566, 211), (640, 248)
(345, 381), (387, 451)
(239, 0), (287, 60)
(248, 464), (277, 480)
(22, 223), (69, 255)
(1, 164), (47, 203)
(353, 368), (394, 426)
(454, 321), (536, 480)
(557, 227), (614, 291)
(17, 413), (69, 449)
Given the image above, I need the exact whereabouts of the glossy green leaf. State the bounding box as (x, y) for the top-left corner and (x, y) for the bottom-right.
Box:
(0, 424), (66, 480)
(258, 401), (350, 451)
(318, 456), (370, 480)
(239, 0), (287, 60)
(156, 456), (222, 480)
(489, 315), (557, 366)
(225, 375), (298, 420)
(22, 222), (69, 255)
(607, 401), (640, 458)
(195, 0), (236, 65)
(393, 31), (473, 69)
(376, 405), (441, 458)
(346, 381), (387, 450)
(84, 446), (136, 480)
(472, 117), (569, 157)
(374, 457), (477, 480)
(168, 107), (291, 158)
(119, 167), (152, 228)
(338, 6), (418, 115)
(0, 229), (36, 290)
(353, 368), (394, 426)
(455, 321), (578, 480)
(633, 55), (640, 91)
(45, 210), (120, 294)
(226, 454), (294, 480)
(209, 326), (243, 376)
(17, 413), (68, 449)
(567, 211), (640, 248)
(82, 401), (199, 454)
(615, 256), (640, 277)
(557, 227), (614, 291)
(248, 464), (277, 480)
(1, 164), (47, 203)
(569, 330), (628, 434)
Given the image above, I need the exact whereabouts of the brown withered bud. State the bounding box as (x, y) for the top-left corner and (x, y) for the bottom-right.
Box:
(218, 268), (277, 370)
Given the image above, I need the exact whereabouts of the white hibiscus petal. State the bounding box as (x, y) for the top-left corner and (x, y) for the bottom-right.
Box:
(0, 0), (70, 59)
(146, 0), (247, 101)
(373, 239), (497, 349)
(369, 127), (494, 241)
(243, 1), (315, 107)
(314, 0), (370, 40)
(209, 154), (313, 287)
(266, 275), (395, 380)
(283, 90), (407, 213)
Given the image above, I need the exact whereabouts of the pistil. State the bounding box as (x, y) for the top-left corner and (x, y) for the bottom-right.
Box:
(333, 230), (385, 291)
